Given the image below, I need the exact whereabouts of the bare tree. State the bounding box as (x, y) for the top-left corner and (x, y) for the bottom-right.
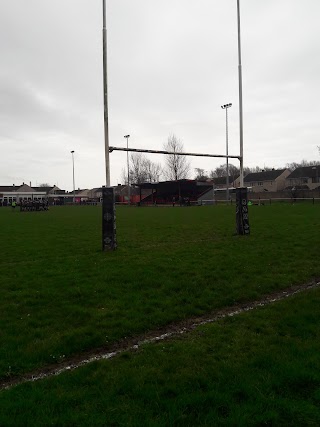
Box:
(143, 158), (162, 182)
(129, 153), (148, 184)
(243, 166), (254, 176)
(120, 154), (163, 185)
(163, 134), (191, 180)
(39, 183), (51, 187)
(285, 162), (300, 172)
(209, 164), (225, 178)
(194, 168), (208, 180)
(120, 168), (128, 186)
(209, 163), (239, 178)
(286, 160), (318, 171)
(209, 164), (278, 180)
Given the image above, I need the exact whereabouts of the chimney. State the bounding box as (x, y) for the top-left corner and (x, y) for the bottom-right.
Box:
(30, 181), (32, 187)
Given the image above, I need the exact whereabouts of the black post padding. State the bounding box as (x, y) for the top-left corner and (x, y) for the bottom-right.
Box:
(236, 187), (250, 235)
(102, 187), (117, 251)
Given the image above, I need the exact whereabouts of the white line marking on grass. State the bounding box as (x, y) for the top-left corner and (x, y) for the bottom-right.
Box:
(1, 281), (319, 392)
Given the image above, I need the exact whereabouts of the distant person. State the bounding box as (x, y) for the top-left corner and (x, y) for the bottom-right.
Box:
(11, 201), (16, 210)
(172, 196), (175, 207)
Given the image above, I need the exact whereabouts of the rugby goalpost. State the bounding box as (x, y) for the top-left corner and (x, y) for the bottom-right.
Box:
(101, 0), (249, 251)
(103, 145), (250, 251)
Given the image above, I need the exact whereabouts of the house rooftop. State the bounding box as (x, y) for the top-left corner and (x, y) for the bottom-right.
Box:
(244, 169), (287, 182)
(0, 186), (16, 192)
(32, 186), (54, 192)
(287, 165), (320, 179)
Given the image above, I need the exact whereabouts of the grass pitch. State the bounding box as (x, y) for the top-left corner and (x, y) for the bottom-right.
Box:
(1, 286), (320, 426)
(0, 203), (319, 380)
(0, 203), (320, 424)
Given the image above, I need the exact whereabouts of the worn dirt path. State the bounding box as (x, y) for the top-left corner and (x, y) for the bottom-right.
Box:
(1, 280), (319, 392)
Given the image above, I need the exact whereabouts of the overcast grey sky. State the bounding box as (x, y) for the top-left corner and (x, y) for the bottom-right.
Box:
(1, 0), (320, 190)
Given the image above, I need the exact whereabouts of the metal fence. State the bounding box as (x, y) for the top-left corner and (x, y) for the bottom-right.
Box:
(204, 197), (320, 205)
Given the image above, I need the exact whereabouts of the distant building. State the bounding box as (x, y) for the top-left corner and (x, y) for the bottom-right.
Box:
(285, 165), (320, 190)
(137, 179), (213, 204)
(0, 183), (66, 206)
(88, 188), (103, 201)
(243, 169), (290, 192)
(32, 185), (65, 196)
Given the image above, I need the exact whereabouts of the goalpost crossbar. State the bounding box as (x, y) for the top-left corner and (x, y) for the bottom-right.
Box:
(109, 146), (241, 160)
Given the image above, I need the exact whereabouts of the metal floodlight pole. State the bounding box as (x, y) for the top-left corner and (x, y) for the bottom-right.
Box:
(124, 135), (131, 205)
(102, 0), (110, 187)
(71, 150), (75, 203)
(221, 103), (232, 201)
(237, 0), (244, 187)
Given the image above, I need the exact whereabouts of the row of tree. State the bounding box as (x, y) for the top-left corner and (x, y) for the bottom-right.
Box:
(195, 159), (320, 181)
(121, 134), (320, 185)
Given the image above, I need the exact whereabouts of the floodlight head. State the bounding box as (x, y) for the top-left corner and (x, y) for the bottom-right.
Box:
(71, 150), (74, 154)
(124, 134), (130, 138)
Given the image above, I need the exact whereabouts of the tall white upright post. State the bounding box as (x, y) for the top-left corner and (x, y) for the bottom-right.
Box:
(221, 103), (232, 201)
(237, 0), (244, 187)
(124, 135), (131, 205)
(102, 0), (110, 186)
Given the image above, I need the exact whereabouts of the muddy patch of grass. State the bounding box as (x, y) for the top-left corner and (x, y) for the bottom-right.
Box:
(1, 287), (320, 426)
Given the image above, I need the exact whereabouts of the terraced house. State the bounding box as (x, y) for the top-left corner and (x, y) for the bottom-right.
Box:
(243, 169), (290, 193)
(285, 165), (320, 190)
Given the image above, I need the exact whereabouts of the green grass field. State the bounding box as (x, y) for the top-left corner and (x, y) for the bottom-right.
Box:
(0, 203), (320, 425)
(1, 287), (320, 426)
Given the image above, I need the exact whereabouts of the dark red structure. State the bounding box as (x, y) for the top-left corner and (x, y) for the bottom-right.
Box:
(137, 180), (213, 205)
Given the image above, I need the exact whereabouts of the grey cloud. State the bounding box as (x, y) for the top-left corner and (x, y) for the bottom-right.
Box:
(1, 0), (320, 190)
